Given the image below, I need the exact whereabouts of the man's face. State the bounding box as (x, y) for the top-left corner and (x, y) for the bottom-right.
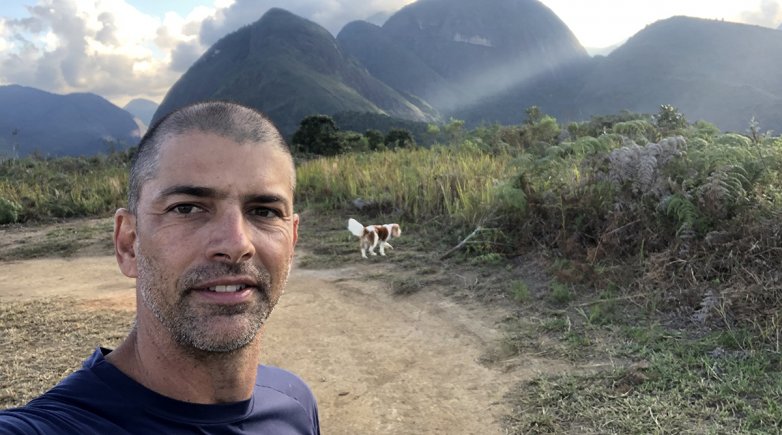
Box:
(122, 131), (298, 354)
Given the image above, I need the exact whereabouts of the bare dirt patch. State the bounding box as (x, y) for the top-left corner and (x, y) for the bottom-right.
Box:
(0, 219), (576, 434)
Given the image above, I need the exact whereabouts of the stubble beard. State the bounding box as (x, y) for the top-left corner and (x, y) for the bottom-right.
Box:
(136, 255), (285, 356)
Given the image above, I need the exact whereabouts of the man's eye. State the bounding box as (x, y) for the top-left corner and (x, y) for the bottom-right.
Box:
(171, 204), (203, 214)
(250, 207), (280, 218)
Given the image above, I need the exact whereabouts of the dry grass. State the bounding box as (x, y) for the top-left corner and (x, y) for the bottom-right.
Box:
(0, 217), (114, 261)
(0, 297), (133, 408)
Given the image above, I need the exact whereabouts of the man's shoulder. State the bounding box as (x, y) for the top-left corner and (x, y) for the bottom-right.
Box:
(0, 348), (130, 434)
(256, 365), (316, 404)
(0, 386), (124, 435)
(252, 366), (319, 434)
(0, 401), (116, 435)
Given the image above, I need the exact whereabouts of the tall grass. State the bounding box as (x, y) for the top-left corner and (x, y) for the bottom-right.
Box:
(0, 154), (129, 223)
(296, 122), (782, 347)
(296, 141), (518, 228)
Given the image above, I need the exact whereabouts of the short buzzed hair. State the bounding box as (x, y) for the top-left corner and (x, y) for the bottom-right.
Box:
(128, 101), (294, 213)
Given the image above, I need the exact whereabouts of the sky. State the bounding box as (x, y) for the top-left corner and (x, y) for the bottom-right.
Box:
(0, 0), (779, 108)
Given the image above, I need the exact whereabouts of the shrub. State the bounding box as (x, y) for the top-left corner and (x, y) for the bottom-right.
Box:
(0, 197), (21, 224)
(549, 281), (572, 305)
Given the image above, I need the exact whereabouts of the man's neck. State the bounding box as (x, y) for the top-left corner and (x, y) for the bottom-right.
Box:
(106, 312), (263, 404)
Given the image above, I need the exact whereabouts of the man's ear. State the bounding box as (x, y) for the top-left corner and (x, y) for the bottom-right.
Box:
(114, 208), (138, 278)
(291, 213), (300, 248)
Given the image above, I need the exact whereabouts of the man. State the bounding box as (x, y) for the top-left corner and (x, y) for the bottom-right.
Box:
(0, 101), (320, 434)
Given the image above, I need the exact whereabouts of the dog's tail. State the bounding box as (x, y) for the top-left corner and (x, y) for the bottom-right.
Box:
(347, 218), (365, 237)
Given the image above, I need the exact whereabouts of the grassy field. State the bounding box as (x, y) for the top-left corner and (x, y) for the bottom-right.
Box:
(2, 111), (782, 432)
(0, 297), (133, 408)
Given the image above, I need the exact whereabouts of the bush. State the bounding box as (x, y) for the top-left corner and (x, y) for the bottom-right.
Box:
(0, 197), (22, 224)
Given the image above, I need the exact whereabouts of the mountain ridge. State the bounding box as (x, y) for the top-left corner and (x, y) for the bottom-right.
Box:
(7, 6), (782, 156)
(0, 85), (139, 157)
(571, 16), (782, 132)
(153, 8), (436, 136)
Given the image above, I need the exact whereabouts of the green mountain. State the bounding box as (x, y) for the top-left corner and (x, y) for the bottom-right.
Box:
(337, 20), (459, 110)
(153, 8), (436, 136)
(340, 0), (589, 113)
(573, 16), (782, 132)
(153, 6), (782, 139)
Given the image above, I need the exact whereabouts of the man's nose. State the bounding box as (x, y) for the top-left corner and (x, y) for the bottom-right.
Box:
(207, 208), (255, 263)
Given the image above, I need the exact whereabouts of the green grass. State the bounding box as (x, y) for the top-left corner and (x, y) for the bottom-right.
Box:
(549, 281), (572, 305)
(296, 144), (517, 229)
(510, 280), (531, 302)
(504, 327), (782, 434)
(0, 154), (129, 223)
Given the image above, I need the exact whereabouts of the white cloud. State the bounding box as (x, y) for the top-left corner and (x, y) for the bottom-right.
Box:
(542, 0), (782, 50)
(199, 0), (413, 45)
(740, 0), (782, 27)
(0, 0), (222, 105)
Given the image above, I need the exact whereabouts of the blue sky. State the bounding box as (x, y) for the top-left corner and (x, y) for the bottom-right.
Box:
(0, 0), (779, 106)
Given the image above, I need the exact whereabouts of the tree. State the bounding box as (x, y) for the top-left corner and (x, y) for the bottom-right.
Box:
(653, 104), (687, 136)
(443, 118), (465, 144)
(384, 128), (415, 149)
(364, 129), (385, 151)
(291, 115), (341, 155)
(337, 131), (369, 153)
(519, 106), (560, 148)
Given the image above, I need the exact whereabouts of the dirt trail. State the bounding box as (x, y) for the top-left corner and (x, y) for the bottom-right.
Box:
(0, 253), (572, 434)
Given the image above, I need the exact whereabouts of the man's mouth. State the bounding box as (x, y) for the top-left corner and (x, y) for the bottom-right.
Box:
(206, 284), (250, 293)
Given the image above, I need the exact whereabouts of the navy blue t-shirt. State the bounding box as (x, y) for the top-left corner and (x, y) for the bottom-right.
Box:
(0, 348), (320, 434)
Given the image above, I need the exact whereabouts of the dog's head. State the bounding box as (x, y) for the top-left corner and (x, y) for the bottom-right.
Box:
(387, 223), (401, 238)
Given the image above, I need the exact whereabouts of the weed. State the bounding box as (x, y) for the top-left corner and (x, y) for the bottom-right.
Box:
(510, 280), (530, 302)
(549, 281), (572, 305)
(542, 316), (569, 333)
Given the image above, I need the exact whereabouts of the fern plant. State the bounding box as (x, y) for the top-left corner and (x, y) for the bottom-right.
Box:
(661, 193), (699, 237)
(611, 119), (656, 144)
(695, 164), (750, 220)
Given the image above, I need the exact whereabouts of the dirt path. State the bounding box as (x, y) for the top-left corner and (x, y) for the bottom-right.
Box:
(0, 253), (572, 434)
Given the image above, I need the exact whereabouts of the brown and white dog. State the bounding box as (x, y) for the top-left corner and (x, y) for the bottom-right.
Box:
(348, 218), (401, 258)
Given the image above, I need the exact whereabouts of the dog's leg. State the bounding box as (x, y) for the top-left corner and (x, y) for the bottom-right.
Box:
(363, 230), (379, 256)
(381, 241), (395, 256)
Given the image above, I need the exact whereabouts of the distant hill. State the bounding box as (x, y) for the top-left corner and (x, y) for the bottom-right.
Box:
(337, 20), (460, 110)
(572, 16), (782, 132)
(146, 7), (782, 146)
(152, 8), (436, 136)
(340, 0), (588, 112)
(13, 6), (782, 157)
(450, 58), (596, 127)
(0, 85), (140, 157)
(123, 98), (159, 127)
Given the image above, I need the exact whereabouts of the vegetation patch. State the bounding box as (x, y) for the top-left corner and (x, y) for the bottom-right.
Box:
(504, 329), (782, 434)
(3, 105), (782, 431)
(0, 218), (114, 261)
(0, 298), (133, 408)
